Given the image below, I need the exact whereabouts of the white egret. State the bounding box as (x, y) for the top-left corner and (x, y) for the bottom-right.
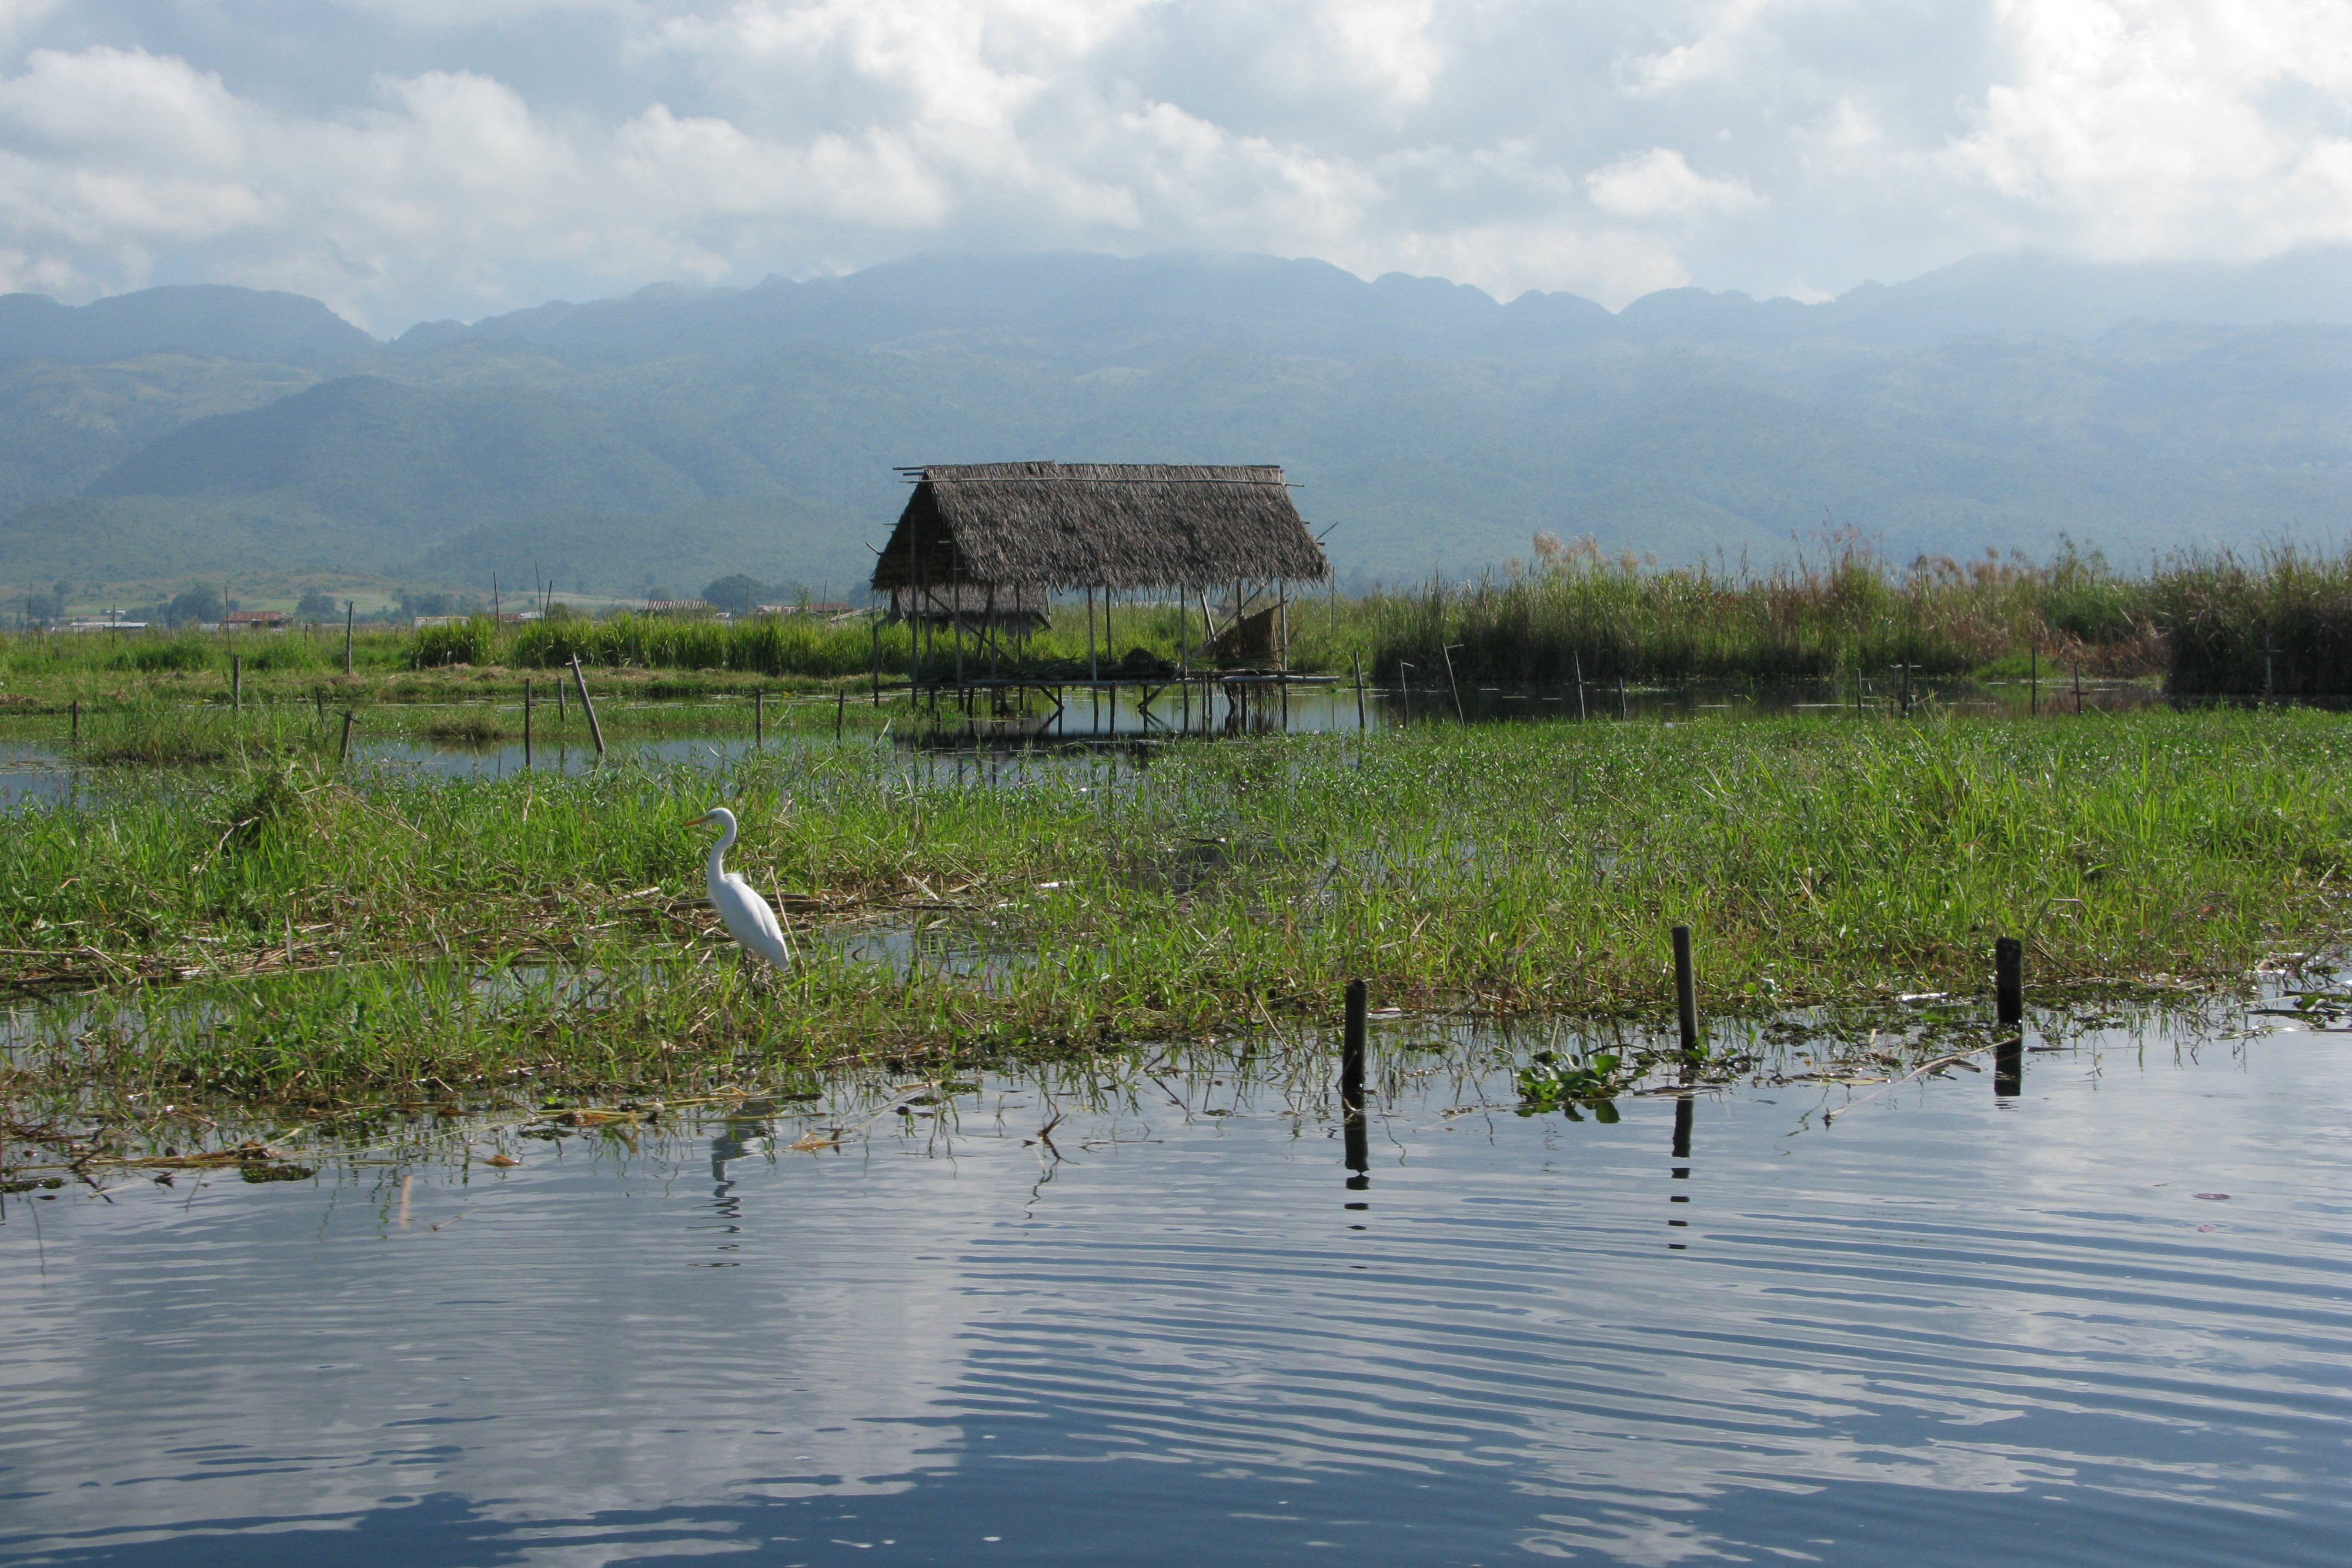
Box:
(691, 806), (793, 970)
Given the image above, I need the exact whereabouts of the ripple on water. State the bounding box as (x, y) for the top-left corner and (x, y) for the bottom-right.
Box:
(0, 1025), (2347, 1567)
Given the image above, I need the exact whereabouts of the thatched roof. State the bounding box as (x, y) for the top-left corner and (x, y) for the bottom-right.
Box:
(889, 583), (1051, 626)
(870, 462), (1329, 593)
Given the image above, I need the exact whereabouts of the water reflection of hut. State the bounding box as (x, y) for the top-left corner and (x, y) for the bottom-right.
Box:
(870, 462), (1331, 710)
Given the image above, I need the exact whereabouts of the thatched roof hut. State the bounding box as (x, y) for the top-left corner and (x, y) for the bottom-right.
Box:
(887, 583), (1050, 629)
(870, 462), (1329, 594)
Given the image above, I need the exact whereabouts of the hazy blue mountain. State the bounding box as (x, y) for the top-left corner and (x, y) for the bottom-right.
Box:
(89, 375), (706, 530)
(0, 284), (374, 364)
(414, 245), (2352, 366)
(0, 250), (2346, 596)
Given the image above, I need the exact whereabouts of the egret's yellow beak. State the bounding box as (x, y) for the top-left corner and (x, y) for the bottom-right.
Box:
(690, 810), (721, 828)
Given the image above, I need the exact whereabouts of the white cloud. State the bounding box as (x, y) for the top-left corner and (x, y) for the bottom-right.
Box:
(1586, 147), (1764, 221)
(0, 1), (2338, 326)
(1949, 0), (2352, 258)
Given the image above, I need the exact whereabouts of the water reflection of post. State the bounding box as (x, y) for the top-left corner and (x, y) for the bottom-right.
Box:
(1994, 936), (2024, 1097)
(1341, 979), (1369, 1191)
(1669, 1094), (1693, 1250)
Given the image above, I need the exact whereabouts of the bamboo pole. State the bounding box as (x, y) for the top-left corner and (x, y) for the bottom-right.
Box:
(570, 654), (605, 754)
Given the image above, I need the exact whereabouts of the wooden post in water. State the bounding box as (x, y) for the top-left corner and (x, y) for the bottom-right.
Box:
(522, 679), (533, 768)
(1341, 978), (1368, 1112)
(1352, 651), (1367, 730)
(754, 689), (764, 749)
(569, 654), (605, 754)
(343, 601), (355, 676)
(69, 698), (78, 743)
(1441, 643), (1466, 723)
(1672, 924), (1700, 1058)
(230, 653), (241, 711)
(836, 687), (846, 743)
(1573, 650), (1588, 721)
(1342, 978), (1369, 1187)
(1398, 662), (1412, 724)
(2073, 661), (2083, 714)
(1995, 935), (2024, 1096)
(2030, 646), (2038, 717)
(338, 710), (356, 763)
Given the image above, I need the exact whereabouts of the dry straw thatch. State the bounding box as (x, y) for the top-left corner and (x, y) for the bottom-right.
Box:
(870, 462), (1330, 593)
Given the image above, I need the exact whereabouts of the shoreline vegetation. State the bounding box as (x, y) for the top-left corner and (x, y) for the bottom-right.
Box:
(8, 539), (2352, 708)
(4, 712), (2347, 1146)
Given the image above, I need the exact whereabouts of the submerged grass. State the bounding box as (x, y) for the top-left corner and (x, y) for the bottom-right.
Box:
(5, 708), (2349, 1119)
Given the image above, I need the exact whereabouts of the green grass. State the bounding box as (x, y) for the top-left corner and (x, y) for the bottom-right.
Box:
(4, 710), (2346, 1121)
(12, 538), (2352, 704)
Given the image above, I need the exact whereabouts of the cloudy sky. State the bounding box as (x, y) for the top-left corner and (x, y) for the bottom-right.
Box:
(0, 1), (2344, 332)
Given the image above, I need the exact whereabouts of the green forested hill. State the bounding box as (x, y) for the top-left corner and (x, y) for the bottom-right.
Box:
(0, 255), (2346, 597)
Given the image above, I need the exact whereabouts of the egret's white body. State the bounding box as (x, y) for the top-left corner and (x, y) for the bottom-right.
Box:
(693, 806), (793, 969)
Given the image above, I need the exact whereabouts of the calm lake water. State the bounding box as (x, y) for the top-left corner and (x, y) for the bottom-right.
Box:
(4, 1014), (2347, 1566)
(0, 677), (2173, 801)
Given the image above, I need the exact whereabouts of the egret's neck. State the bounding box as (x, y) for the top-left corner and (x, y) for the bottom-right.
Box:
(704, 814), (739, 880)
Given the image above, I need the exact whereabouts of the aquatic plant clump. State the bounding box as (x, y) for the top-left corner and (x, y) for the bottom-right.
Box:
(2, 710), (2348, 1113)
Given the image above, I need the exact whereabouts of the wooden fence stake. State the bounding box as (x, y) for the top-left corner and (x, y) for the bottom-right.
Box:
(1995, 935), (2024, 1095)
(754, 688), (764, 749)
(69, 698), (78, 743)
(1341, 978), (1368, 1112)
(1672, 925), (1700, 1057)
(1342, 978), (1369, 1185)
(522, 679), (533, 768)
(230, 653), (241, 711)
(570, 654), (605, 754)
(836, 687), (846, 742)
(1441, 643), (1466, 723)
(338, 710), (356, 763)
(1352, 651), (1367, 730)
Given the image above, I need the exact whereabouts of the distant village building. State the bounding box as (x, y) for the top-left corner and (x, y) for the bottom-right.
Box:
(224, 610), (292, 630)
(643, 599), (713, 617)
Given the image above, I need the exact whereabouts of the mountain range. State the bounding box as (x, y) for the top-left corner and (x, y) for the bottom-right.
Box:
(0, 247), (2346, 597)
